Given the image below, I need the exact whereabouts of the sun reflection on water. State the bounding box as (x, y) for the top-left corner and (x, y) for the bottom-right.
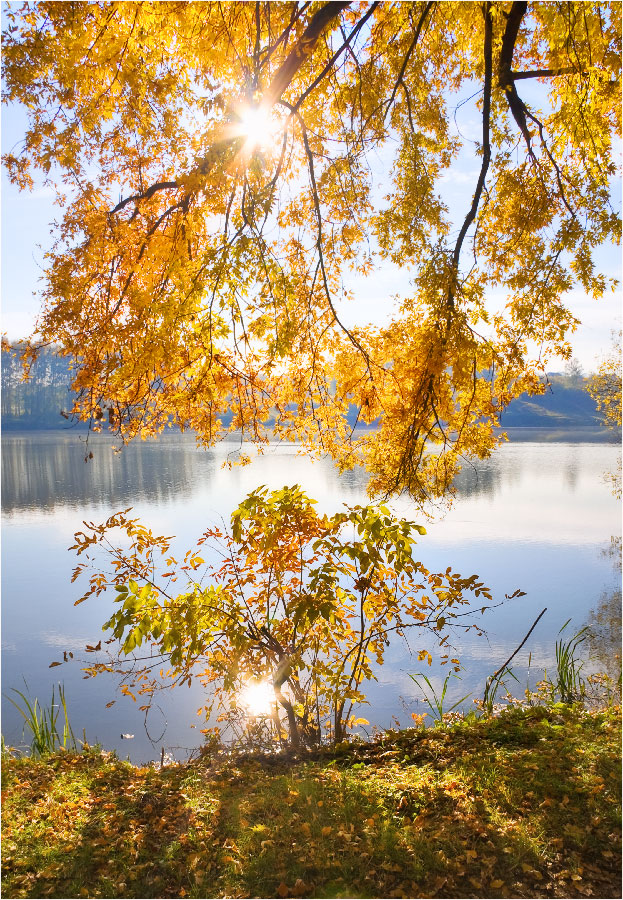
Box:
(239, 679), (276, 717)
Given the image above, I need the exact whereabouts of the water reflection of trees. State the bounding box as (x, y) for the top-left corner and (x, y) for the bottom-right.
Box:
(3, 432), (618, 515)
(564, 456), (580, 490)
(586, 536), (622, 683)
(452, 457), (506, 500)
(587, 588), (622, 683)
(1, 435), (217, 514)
(2, 435), (372, 516)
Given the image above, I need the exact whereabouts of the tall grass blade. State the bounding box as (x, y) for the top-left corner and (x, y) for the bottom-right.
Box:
(409, 672), (471, 725)
(4, 683), (77, 757)
(555, 620), (589, 703)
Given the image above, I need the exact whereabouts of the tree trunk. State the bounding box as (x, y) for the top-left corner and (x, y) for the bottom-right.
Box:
(273, 682), (300, 750)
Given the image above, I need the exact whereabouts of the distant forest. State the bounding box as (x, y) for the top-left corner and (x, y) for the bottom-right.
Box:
(0, 343), (608, 431)
(2, 344), (83, 430)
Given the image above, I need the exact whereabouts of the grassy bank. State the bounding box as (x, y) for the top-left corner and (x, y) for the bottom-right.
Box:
(2, 704), (621, 900)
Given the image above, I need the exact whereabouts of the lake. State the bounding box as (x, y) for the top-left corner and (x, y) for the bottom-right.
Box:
(2, 429), (620, 763)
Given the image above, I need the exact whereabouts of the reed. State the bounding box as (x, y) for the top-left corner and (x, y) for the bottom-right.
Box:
(5, 683), (77, 757)
(482, 664), (520, 715)
(408, 672), (471, 725)
(555, 619), (589, 703)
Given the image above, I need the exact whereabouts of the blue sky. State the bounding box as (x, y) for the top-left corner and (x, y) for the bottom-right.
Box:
(2, 88), (621, 372)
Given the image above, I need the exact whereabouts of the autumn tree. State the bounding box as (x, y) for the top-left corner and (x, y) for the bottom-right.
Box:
(589, 330), (622, 431)
(2, 1), (620, 499)
(70, 485), (507, 747)
(589, 329), (622, 497)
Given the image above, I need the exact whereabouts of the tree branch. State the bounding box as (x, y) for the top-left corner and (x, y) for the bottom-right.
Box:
(383, 2), (435, 122)
(264, 0), (352, 105)
(512, 66), (579, 80)
(497, 5), (578, 217)
(289, 102), (371, 364)
(498, 1), (533, 151)
(290, 1), (379, 113)
(108, 1), (352, 216)
(448, 1), (492, 298)
(110, 179), (179, 216)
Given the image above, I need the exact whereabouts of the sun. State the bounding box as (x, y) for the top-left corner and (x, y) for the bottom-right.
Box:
(234, 103), (277, 152)
(239, 679), (276, 717)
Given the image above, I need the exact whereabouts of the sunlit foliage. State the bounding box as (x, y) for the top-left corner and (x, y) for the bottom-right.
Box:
(3, 2), (620, 499)
(589, 330), (622, 430)
(69, 486), (504, 747)
(588, 329), (622, 496)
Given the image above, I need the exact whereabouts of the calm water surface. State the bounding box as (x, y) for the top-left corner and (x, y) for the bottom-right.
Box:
(2, 430), (620, 762)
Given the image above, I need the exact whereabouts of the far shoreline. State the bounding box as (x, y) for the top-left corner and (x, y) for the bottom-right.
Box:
(2, 423), (621, 444)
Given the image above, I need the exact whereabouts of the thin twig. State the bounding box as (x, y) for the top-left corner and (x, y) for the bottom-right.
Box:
(483, 607), (547, 705)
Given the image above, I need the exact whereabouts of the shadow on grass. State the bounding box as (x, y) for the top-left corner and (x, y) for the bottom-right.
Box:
(2, 707), (621, 899)
(2, 753), (219, 899)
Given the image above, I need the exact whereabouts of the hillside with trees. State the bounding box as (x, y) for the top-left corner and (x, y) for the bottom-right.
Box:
(1, 344), (612, 432)
(1, 345), (80, 431)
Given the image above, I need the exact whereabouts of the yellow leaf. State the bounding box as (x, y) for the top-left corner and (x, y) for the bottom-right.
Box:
(277, 882), (289, 897)
(321, 826), (332, 836)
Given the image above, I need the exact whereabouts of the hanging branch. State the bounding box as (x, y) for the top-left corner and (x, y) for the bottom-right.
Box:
(447, 0), (493, 306)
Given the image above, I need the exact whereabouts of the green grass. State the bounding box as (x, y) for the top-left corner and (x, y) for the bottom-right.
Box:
(2, 705), (621, 899)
